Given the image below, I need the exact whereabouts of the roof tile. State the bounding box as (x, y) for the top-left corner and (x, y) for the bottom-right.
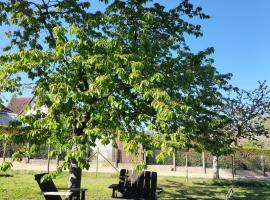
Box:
(8, 96), (33, 115)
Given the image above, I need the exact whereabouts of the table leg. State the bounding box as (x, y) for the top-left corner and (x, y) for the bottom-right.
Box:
(81, 191), (85, 200)
(112, 189), (116, 198)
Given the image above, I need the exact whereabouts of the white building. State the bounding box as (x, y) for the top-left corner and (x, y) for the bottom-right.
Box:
(0, 96), (34, 126)
(0, 105), (17, 125)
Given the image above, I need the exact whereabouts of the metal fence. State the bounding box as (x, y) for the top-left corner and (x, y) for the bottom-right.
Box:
(146, 149), (269, 173)
(1, 142), (269, 175)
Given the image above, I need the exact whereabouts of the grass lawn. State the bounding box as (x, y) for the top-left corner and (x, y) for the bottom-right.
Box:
(1, 170), (270, 199)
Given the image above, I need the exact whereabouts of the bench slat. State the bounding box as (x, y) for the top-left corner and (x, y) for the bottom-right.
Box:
(39, 192), (72, 196)
(144, 171), (151, 198)
(109, 169), (161, 199)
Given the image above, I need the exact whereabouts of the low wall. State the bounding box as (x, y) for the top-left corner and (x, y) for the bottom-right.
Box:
(0, 158), (269, 180)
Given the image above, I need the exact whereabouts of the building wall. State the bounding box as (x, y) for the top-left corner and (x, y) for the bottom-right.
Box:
(0, 112), (17, 125)
(112, 140), (144, 163)
(91, 140), (114, 161)
(91, 140), (143, 163)
(113, 140), (132, 163)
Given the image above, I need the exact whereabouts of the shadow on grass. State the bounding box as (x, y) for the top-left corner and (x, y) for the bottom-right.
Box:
(158, 178), (270, 200)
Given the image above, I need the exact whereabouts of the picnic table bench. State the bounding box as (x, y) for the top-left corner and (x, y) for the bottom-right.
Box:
(35, 173), (87, 200)
(109, 169), (162, 199)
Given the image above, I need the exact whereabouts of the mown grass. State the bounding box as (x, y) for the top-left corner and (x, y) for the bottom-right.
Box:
(159, 177), (270, 199)
(1, 170), (270, 199)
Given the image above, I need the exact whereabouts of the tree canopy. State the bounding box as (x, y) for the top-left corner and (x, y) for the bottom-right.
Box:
(0, 0), (232, 191)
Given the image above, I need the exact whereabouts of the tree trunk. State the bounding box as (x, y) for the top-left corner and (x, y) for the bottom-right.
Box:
(67, 118), (87, 199)
(213, 155), (219, 179)
(68, 157), (82, 200)
(68, 126), (83, 199)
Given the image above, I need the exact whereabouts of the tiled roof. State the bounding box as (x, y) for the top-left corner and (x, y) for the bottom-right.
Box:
(7, 96), (33, 115)
(0, 104), (13, 113)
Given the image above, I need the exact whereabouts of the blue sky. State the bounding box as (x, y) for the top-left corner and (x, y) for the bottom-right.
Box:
(1, 0), (270, 104)
(183, 0), (270, 90)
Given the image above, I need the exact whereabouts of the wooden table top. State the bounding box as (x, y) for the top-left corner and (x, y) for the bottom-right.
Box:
(39, 191), (72, 196)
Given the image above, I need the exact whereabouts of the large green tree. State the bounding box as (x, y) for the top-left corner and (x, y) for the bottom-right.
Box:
(0, 0), (231, 196)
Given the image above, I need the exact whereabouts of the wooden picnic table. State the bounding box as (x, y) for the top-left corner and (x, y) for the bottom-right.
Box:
(35, 173), (88, 200)
(39, 191), (72, 196)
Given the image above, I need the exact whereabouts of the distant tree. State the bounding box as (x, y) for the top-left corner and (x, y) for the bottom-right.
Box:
(0, 0), (231, 195)
(224, 81), (270, 144)
(208, 81), (270, 179)
(193, 109), (232, 179)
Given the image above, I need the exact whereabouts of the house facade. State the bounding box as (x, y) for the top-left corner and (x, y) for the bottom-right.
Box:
(0, 104), (17, 126)
(0, 96), (33, 126)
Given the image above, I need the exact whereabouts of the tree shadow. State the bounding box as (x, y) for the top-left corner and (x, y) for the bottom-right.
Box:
(158, 178), (270, 200)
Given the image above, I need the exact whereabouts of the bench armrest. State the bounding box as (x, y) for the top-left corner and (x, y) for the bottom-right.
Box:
(108, 184), (119, 189)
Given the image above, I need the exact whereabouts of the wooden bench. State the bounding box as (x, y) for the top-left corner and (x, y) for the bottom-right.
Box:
(109, 169), (161, 199)
(34, 173), (87, 200)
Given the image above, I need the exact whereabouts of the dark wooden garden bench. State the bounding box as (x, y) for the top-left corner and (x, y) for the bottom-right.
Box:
(109, 169), (162, 199)
(34, 173), (87, 200)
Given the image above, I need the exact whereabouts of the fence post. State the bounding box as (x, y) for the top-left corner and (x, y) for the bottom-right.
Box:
(173, 152), (176, 171)
(212, 155), (219, 179)
(56, 155), (59, 167)
(3, 139), (6, 162)
(143, 152), (147, 163)
(96, 148), (99, 177)
(185, 152), (188, 182)
(202, 151), (206, 174)
(231, 153), (235, 181)
(47, 144), (51, 173)
(26, 142), (30, 163)
(114, 148), (118, 168)
(261, 154), (266, 177)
